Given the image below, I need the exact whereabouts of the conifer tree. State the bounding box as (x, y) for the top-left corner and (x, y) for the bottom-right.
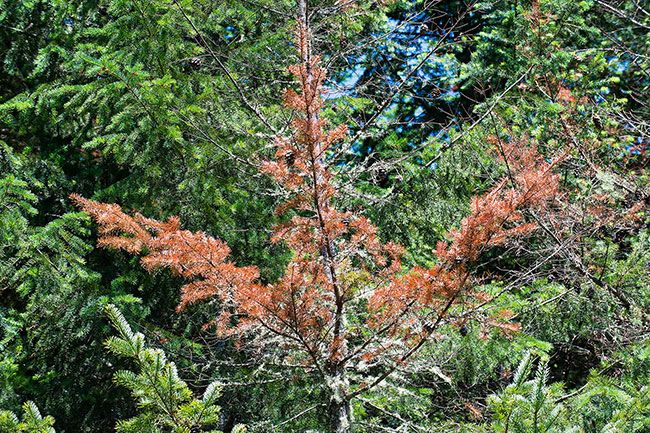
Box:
(0, 142), (123, 428)
(0, 0), (646, 431)
(73, 1), (565, 431)
(0, 401), (55, 433)
(104, 304), (240, 433)
(485, 347), (649, 433)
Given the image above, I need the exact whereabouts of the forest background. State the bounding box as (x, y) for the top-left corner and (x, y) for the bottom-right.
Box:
(0, 0), (648, 432)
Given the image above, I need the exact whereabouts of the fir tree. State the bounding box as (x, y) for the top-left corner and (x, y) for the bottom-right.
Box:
(104, 304), (242, 433)
(73, 2), (565, 431)
(0, 401), (55, 433)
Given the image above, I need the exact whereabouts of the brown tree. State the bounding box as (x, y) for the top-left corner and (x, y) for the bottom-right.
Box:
(72, 2), (563, 431)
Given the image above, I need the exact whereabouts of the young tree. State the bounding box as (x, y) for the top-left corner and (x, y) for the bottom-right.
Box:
(485, 346), (649, 433)
(104, 304), (235, 433)
(73, 2), (563, 431)
(0, 401), (55, 433)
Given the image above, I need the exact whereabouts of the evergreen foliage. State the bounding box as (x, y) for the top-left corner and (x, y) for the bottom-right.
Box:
(104, 304), (236, 433)
(0, 401), (55, 433)
(0, 0), (647, 431)
(482, 344), (649, 433)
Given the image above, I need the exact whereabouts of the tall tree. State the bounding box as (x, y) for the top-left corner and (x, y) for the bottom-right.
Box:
(73, 1), (565, 431)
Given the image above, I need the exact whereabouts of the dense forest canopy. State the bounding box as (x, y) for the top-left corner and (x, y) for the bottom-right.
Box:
(0, 0), (647, 432)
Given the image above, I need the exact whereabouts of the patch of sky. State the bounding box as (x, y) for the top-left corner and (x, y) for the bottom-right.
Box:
(326, 12), (460, 100)
(63, 16), (75, 34)
(350, 142), (372, 155)
(323, 59), (367, 100)
(605, 56), (630, 75)
(440, 88), (460, 102)
(625, 136), (648, 155)
(223, 25), (237, 42)
(325, 10), (463, 160)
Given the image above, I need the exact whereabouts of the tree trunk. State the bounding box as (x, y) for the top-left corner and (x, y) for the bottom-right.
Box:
(328, 393), (352, 433)
(295, 0), (351, 430)
(326, 367), (352, 433)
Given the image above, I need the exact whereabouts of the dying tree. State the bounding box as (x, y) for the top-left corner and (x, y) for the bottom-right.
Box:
(72, 1), (563, 431)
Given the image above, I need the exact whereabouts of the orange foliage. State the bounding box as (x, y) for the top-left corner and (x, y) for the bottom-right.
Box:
(368, 139), (561, 335)
(73, 21), (560, 382)
(69, 195), (259, 312)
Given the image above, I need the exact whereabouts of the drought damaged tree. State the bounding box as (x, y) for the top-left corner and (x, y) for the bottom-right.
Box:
(72, 1), (566, 431)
